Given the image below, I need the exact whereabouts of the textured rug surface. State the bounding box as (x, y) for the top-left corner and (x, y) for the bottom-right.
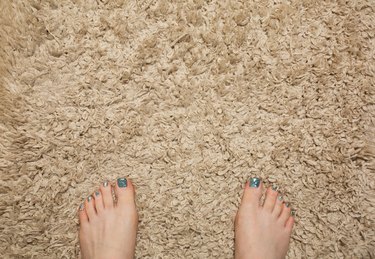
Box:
(1, 0), (374, 258)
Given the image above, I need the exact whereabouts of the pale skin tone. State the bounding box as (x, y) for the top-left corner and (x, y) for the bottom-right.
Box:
(78, 178), (294, 259)
(78, 179), (138, 259)
(235, 180), (294, 259)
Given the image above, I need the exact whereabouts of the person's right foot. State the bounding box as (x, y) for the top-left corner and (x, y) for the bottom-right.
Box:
(234, 177), (294, 259)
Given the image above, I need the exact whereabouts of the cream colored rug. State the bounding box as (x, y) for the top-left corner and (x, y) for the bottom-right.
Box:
(1, 0), (374, 258)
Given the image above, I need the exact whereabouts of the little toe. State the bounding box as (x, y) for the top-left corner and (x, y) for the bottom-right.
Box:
(100, 180), (114, 209)
(272, 194), (285, 217)
(93, 190), (104, 214)
(263, 186), (278, 212)
(241, 177), (263, 208)
(85, 195), (97, 221)
(78, 204), (88, 224)
(114, 177), (136, 208)
(285, 216), (295, 233)
(279, 204), (291, 225)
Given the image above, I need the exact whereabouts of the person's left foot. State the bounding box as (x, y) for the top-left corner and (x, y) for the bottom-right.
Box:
(78, 178), (138, 259)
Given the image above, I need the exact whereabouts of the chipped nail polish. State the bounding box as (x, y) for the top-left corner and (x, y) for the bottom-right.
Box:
(249, 177), (260, 188)
(272, 184), (278, 191)
(117, 178), (127, 188)
(103, 181), (108, 187)
(87, 196), (92, 202)
(79, 204), (84, 211)
(285, 202), (290, 207)
(291, 210), (296, 216)
(278, 195), (283, 201)
(95, 191), (100, 196)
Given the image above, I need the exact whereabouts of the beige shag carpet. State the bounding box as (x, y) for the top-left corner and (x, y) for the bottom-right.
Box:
(1, 0), (374, 258)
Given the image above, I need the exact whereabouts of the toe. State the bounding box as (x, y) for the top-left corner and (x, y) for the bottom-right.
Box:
(78, 203), (88, 224)
(272, 194), (285, 217)
(285, 216), (295, 233)
(279, 203), (291, 225)
(100, 180), (114, 209)
(263, 186), (278, 212)
(241, 177), (263, 208)
(93, 189), (104, 214)
(114, 177), (136, 208)
(85, 195), (97, 221)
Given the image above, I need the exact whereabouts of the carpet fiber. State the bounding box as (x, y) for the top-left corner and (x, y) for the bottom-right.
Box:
(1, 0), (374, 258)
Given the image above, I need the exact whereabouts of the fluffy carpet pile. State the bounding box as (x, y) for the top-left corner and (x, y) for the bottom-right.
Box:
(1, 0), (374, 258)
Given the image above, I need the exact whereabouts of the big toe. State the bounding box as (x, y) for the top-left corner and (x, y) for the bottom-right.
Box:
(114, 177), (136, 209)
(241, 177), (263, 208)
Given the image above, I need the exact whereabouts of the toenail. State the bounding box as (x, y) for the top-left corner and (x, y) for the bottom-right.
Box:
(285, 202), (290, 207)
(278, 195), (283, 201)
(272, 184), (278, 191)
(249, 177), (260, 188)
(79, 204), (84, 211)
(95, 191), (100, 196)
(117, 177), (128, 188)
(291, 210), (296, 216)
(87, 196), (92, 202)
(103, 181), (108, 187)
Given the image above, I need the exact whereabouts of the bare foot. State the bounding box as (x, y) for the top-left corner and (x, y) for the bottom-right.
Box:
(235, 177), (294, 259)
(78, 178), (138, 259)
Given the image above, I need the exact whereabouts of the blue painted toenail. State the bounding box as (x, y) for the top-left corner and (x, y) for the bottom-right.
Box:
(95, 191), (100, 196)
(87, 196), (92, 202)
(250, 177), (260, 188)
(278, 195), (283, 201)
(117, 178), (127, 188)
(79, 204), (84, 211)
(103, 181), (108, 187)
